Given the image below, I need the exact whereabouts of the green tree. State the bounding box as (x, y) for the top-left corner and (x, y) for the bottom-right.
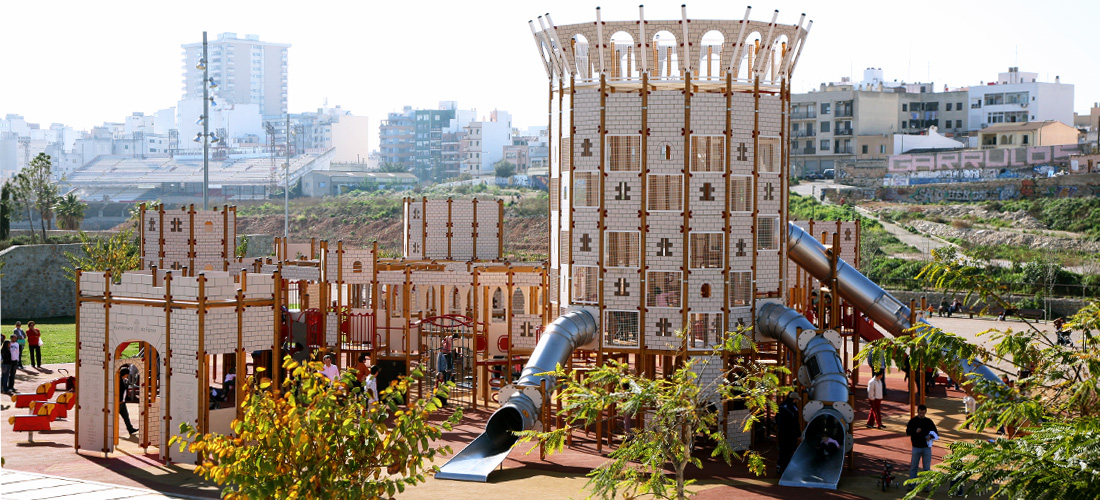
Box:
(493, 160), (516, 180)
(171, 357), (460, 499)
(15, 153), (62, 238)
(63, 229), (140, 281)
(856, 249), (1100, 500)
(55, 192), (86, 230)
(10, 172), (38, 243)
(517, 331), (789, 500)
(379, 162), (409, 173)
(0, 181), (12, 240)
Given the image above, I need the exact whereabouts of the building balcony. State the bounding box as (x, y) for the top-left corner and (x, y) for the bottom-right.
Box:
(793, 147), (817, 155)
(835, 147), (853, 154)
(835, 128), (853, 136)
(835, 109), (853, 118)
(791, 112), (817, 120)
(794, 130), (816, 138)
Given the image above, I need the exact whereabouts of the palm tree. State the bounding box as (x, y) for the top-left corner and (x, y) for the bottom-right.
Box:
(55, 193), (86, 230)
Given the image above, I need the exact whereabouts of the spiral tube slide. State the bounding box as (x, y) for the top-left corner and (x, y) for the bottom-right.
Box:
(785, 222), (1002, 393)
(757, 302), (851, 488)
(436, 309), (598, 481)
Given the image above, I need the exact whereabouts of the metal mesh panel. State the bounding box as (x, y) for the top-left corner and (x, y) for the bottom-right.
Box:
(759, 137), (780, 173)
(575, 172), (599, 207)
(691, 135), (725, 172)
(572, 266), (599, 303)
(647, 174), (683, 211)
(689, 232), (724, 269)
(608, 135), (642, 172)
(757, 216), (779, 250)
(730, 271), (752, 306)
(606, 231), (640, 268)
(560, 230), (570, 267)
(730, 176), (752, 212)
(646, 271), (682, 307)
(550, 178), (560, 211)
(561, 136), (571, 169)
(604, 310), (640, 347)
(689, 312), (724, 349)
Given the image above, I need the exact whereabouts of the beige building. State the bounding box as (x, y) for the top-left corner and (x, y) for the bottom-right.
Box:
(978, 120), (1080, 149)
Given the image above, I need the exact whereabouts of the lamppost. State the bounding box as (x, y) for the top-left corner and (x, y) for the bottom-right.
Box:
(194, 31), (220, 210)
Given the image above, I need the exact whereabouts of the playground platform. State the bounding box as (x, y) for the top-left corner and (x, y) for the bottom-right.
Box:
(3, 316), (1039, 499)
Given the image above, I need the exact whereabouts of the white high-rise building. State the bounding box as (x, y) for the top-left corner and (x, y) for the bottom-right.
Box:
(181, 33), (290, 118)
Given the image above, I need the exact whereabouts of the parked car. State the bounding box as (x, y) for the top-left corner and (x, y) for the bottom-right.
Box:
(822, 168), (835, 179)
(803, 172), (822, 181)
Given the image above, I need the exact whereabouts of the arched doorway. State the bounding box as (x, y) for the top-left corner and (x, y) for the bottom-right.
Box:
(112, 341), (162, 452)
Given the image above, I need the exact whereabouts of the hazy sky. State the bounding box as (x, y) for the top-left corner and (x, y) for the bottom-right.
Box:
(2, 0), (1096, 141)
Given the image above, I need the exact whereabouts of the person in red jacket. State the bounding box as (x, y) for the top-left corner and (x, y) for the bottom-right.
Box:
(26, 321), (42, 368)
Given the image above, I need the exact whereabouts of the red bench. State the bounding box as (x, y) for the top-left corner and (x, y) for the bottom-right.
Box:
(11, 377), (69, 408)
(8, 392), (76, 441)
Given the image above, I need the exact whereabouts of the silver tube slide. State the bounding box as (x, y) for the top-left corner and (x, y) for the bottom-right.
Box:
(785, 222), (1002, 389)
(436, 308), (598, 481)
(757, 302), (850, 489)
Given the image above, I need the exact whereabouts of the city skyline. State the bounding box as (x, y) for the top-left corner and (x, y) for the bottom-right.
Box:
(2, 0), (1096, 137)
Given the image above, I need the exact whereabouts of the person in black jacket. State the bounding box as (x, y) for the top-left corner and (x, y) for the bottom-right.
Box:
(906, 404), (938, 488)
(1, 338), (15, 394)
(776, 392), (801, 475)
(119, 367), (139, 436)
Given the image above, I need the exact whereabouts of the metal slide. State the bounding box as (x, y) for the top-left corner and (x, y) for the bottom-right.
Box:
(757, 302), (851, 489)
(436, 309), (598, 481)
(785, 222), (1003, 390)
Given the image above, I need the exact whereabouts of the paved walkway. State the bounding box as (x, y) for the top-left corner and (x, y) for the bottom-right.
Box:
(0, 469), (200, 499)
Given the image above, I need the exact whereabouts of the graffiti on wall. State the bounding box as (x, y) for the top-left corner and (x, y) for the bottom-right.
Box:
(887, 144), (1083, 173)
(873, 181), (1100, 204)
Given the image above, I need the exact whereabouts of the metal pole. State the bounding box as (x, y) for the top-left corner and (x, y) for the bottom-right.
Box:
(285, 113), (290, 240)
(202, 31), (209, 211)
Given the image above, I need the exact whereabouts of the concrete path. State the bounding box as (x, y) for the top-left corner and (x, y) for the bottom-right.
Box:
(0, 469), (201, 499)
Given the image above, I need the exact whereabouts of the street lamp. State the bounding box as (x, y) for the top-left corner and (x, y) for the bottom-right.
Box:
(196, 31), (220, 210)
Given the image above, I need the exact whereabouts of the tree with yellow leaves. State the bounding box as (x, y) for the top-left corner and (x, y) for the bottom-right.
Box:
(171, 356), (461, 499)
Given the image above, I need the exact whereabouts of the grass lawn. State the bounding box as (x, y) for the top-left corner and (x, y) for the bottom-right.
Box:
(7, 317), (136, 365)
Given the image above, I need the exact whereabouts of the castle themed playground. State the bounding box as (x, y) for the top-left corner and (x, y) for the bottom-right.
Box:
(52, 6), (1005, 492)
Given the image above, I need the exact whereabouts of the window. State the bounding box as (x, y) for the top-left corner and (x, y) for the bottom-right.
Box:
(730, 271), (752, 306)
(820, 103), (831, 114)
(879, 144), (886, 154)
(901, 122), (907, 129)
(688, 312), (723, 348)
(608, 135), (641, 171)
(759, 137), (780, 173)
(572, 266), (598, 303)
(1022, 134), (1029, 145)
(987, 112), (1004, 124)
(957, 102), (963, 110)
(647, 271), (682, 307)
(820, 121), (830, 133)
(956, 120), (962, 129)
(647, 175), (682, 211)
(730, 176), (752, 212)
(902, 104), (907, 112)
(757, 216), (779, 250)
(946, 102), (952, 111)
(605, 310), (639, 347)
(690, 135), (724, 172)
(575, 172), (598, 207)
(862, 145), (869, 154)
(606, 231), (640, 267)
(819, 139), (830, 151)
(689, 233), (723, 269)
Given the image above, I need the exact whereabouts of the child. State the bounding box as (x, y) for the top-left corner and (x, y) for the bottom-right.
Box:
(962, 395), (976, 429)
(818, 435), (840, 457)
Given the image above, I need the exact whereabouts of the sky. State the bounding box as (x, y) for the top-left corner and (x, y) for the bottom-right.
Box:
(2, 0), (1097, 143)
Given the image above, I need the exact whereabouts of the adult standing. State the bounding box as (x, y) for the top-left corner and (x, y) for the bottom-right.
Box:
(26, 321), (42, 368)
(866, 371), (885, 429)
(906, 404), (938, 488)
(118, 366), (139, 436)
(1, 338), (15, 394)
(12, 322), (26, 369)
(354, 353), (370, 389)
(775, 392), (801, 476)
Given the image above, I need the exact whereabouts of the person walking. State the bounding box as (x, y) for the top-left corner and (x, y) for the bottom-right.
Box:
(364, 365), (380, 405)
(1, 338), (15, 394)
(12, 322), (26, 369)
(776, 392), (801, 476)
(26, 321), (42, 368)
(906, 404), (938, 489)
(319, 355), (339, 383)
(118, 366), (139, 436)
(866, 371), (885, 429)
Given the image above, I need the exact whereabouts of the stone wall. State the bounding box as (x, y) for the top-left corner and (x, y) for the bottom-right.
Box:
(0, 244), (84, 318)
(886, 290), (1088, 321)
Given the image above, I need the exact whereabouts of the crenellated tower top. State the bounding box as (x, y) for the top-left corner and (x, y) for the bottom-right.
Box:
(531, 5), (811, 91)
